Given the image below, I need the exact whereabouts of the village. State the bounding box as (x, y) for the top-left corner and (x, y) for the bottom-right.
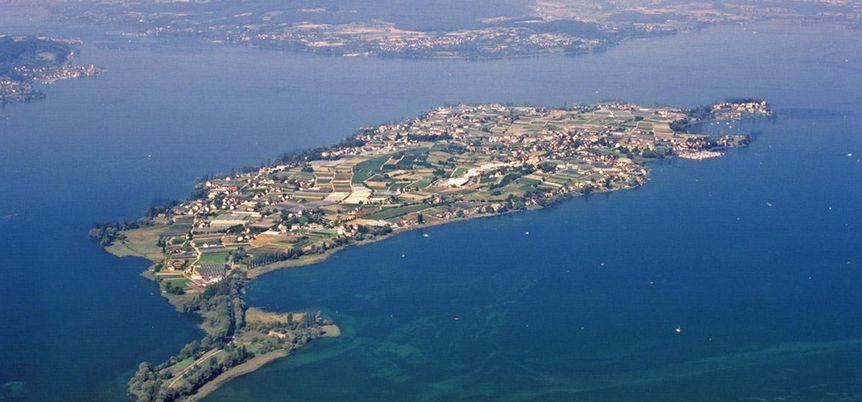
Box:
(0, 35), (103, 103)
(103, 100), (770, 298)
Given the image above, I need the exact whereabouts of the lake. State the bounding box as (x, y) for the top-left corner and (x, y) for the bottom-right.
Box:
(0, 20), (860, 401)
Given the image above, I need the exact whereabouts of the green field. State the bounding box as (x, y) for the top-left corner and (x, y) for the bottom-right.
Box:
(352, 154), (394, 183)
(411, 177), (434, 189)
(198, 252), (229, 264)
(106, 224), (170, 261)
(366, 204), (431, 220)
(162, 277), (190, 288)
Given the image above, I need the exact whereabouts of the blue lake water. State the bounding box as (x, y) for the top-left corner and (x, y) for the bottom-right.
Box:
(0, 20), (860, 401)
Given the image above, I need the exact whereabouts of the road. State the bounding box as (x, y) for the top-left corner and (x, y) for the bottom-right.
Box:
(166, 348), (222, 388)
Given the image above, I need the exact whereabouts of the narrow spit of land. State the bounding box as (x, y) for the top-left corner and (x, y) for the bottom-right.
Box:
(93, 99), (771, 402)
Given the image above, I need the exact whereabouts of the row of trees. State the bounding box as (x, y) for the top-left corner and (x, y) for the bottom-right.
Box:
(129, 343), (250, 402)
(353, 224), (393, 241)
(129, 274), (248, 402)
(234, 248), (304, 268)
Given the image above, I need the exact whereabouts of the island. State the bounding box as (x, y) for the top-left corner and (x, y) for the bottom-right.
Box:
(93, 99), (771, 401)
(0, 35), (102, 104)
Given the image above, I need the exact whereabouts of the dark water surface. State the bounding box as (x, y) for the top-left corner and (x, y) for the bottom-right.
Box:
(1, 21), (860, 401)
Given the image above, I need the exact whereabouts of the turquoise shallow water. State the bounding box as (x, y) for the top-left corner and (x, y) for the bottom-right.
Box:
(0, 19), (860, 401)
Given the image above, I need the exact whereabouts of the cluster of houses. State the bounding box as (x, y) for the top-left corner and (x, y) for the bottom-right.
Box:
(0, 79), (37, 102)
(36, 64), (102, 84)
(711, 100), (772, 120)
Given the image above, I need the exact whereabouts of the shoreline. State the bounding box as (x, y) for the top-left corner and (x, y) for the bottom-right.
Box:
(243, 186), (621, 280)
(181, 350), (289, 402)
(97, 100), (769, 401)
(102, 177), (633, 400)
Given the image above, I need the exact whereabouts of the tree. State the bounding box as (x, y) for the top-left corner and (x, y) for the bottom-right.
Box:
(162, 282), (185, 295)
(538, 161), (556, 173)
(130, 361), (152, 386)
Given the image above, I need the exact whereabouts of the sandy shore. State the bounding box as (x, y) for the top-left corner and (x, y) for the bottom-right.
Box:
(181, 350), (289, 402)
(105, 185), (622, 400)
(320, 324), (341, 337)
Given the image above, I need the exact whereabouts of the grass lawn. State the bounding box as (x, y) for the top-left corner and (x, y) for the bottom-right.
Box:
(164, 357), (195, 377)
(106, 224), (169, 261)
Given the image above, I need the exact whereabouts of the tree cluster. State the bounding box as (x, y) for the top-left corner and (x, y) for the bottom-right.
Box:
(89, 220), (149, 247)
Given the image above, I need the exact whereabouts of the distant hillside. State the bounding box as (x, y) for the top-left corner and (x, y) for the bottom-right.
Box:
(0, 35), (71, 80)
(0, 35), (100, 104)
